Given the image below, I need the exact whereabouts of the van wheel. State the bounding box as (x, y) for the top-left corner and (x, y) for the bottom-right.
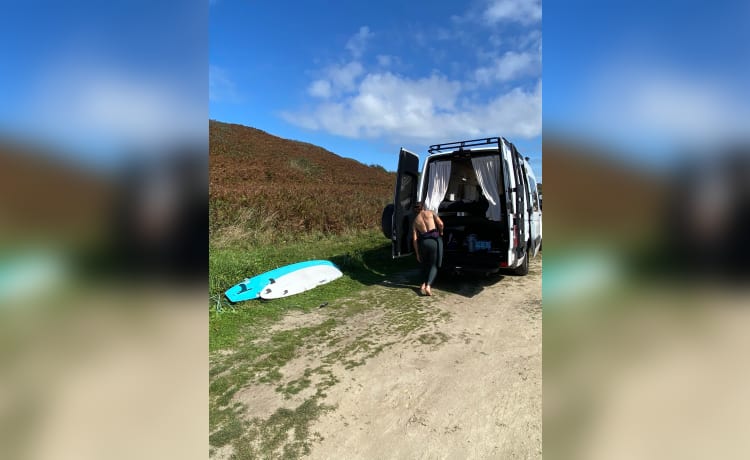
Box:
(381, 204), (394, 239)
(511, 250), (529, 276)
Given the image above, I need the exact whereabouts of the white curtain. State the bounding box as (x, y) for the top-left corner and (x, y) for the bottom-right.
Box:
(424, 161), (451, 213)
(471, 156), (502, 221)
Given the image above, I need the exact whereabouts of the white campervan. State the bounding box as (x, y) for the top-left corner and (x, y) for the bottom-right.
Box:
(382, 137), (542, 275)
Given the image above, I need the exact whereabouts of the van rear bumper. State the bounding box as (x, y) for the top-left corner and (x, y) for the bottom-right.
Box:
(441, 252), (505, 275)
(441, 265), (501, 275)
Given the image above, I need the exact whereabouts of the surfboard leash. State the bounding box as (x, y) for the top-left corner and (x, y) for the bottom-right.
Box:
(210, 294), (235, 313)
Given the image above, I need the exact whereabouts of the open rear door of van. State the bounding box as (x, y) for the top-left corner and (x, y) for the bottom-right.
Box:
(500, 139), (518, 267)
(392, 148), (420, 258)
(508, 143), (529, 261)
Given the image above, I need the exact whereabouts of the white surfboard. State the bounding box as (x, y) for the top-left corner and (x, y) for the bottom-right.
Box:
(259, 264), (343, 299)
(224, 260), (334, 303)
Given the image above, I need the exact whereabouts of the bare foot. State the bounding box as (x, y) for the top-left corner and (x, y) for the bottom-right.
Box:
(425, 286), (432, 296)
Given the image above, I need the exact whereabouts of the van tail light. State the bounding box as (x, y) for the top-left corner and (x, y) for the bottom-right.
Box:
(500, 261), (508, 268)
(513, 224), (519, 248)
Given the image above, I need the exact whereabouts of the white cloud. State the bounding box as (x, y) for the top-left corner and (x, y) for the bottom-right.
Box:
(584, 69), (750, 144)
(345, 26), (374, 58)
(474, 50), (541, 84)
(283, 73), (541, 142)
(484, 0), (541, 25)
(328, 61), (364, 93)
(308, 61), (364, 99)
(30, 64), (205, 153)
(284, 18), (542, 144)
(308, 79), (332, 98)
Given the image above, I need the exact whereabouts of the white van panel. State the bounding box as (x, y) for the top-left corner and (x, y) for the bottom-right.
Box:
(525, 161), (542, 257)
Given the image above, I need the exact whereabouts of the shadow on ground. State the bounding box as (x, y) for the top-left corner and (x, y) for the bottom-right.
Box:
(329, 243), (410, 286)
(330, 242), (509, 299)
(434, 271), (506, 298)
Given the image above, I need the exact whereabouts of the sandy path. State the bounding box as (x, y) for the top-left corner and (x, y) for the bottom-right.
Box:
(306, 258), (542, 459)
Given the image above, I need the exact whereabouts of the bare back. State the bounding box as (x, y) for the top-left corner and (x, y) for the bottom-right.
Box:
(413, 210), (443, 235)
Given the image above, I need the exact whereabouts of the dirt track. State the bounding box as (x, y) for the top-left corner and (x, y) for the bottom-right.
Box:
(217, 256), (542, 459)
(305, 257), (542, 459)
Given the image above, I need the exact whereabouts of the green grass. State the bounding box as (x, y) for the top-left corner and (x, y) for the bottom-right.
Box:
(230, 399), (334, 459)
(209, 228), (457, 459)
(210, 229), (419, 458)
(209, 229), (408, 350)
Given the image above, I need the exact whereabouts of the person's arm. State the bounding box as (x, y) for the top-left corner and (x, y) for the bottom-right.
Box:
(412, 227), (420, 261)
(434, 213), (445, 236)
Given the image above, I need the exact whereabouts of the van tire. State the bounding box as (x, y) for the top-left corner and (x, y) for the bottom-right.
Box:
(381, 204), (395, 239)
(511, 249), (529, 276)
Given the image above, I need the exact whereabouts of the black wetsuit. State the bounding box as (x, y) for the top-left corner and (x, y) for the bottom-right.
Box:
(419, 229), (443, 286)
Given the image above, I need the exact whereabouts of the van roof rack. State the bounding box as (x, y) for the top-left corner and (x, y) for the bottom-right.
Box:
(428, 137), (502, 154)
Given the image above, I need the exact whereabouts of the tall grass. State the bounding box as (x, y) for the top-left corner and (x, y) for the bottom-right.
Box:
(209, 183), (391, 237)
(209, 120), (395, 237)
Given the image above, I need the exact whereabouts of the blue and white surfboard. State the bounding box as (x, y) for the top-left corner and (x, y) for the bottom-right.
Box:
(224, 260), (335, 303)
(259, 264), (343, 300)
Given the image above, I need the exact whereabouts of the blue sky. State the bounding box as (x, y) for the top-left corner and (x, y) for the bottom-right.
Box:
(0, 1), (207, 170)
(210, 0), (542, 179)
(544, 0), (750, 170)
(3, 1), (748, 181)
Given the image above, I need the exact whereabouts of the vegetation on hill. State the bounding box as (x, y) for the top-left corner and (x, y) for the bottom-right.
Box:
(543, 140), (663, 244)
(209, 120), (396, 244)
(0, 142), (111, 246)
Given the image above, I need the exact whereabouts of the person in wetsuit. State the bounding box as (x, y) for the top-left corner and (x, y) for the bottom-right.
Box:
(412, 202), (445, 296)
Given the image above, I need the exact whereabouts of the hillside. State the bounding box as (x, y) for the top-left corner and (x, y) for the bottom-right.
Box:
(209, 120), (396, 238)
(0, 141), (111, 244)
(543, 138), (665, 243)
